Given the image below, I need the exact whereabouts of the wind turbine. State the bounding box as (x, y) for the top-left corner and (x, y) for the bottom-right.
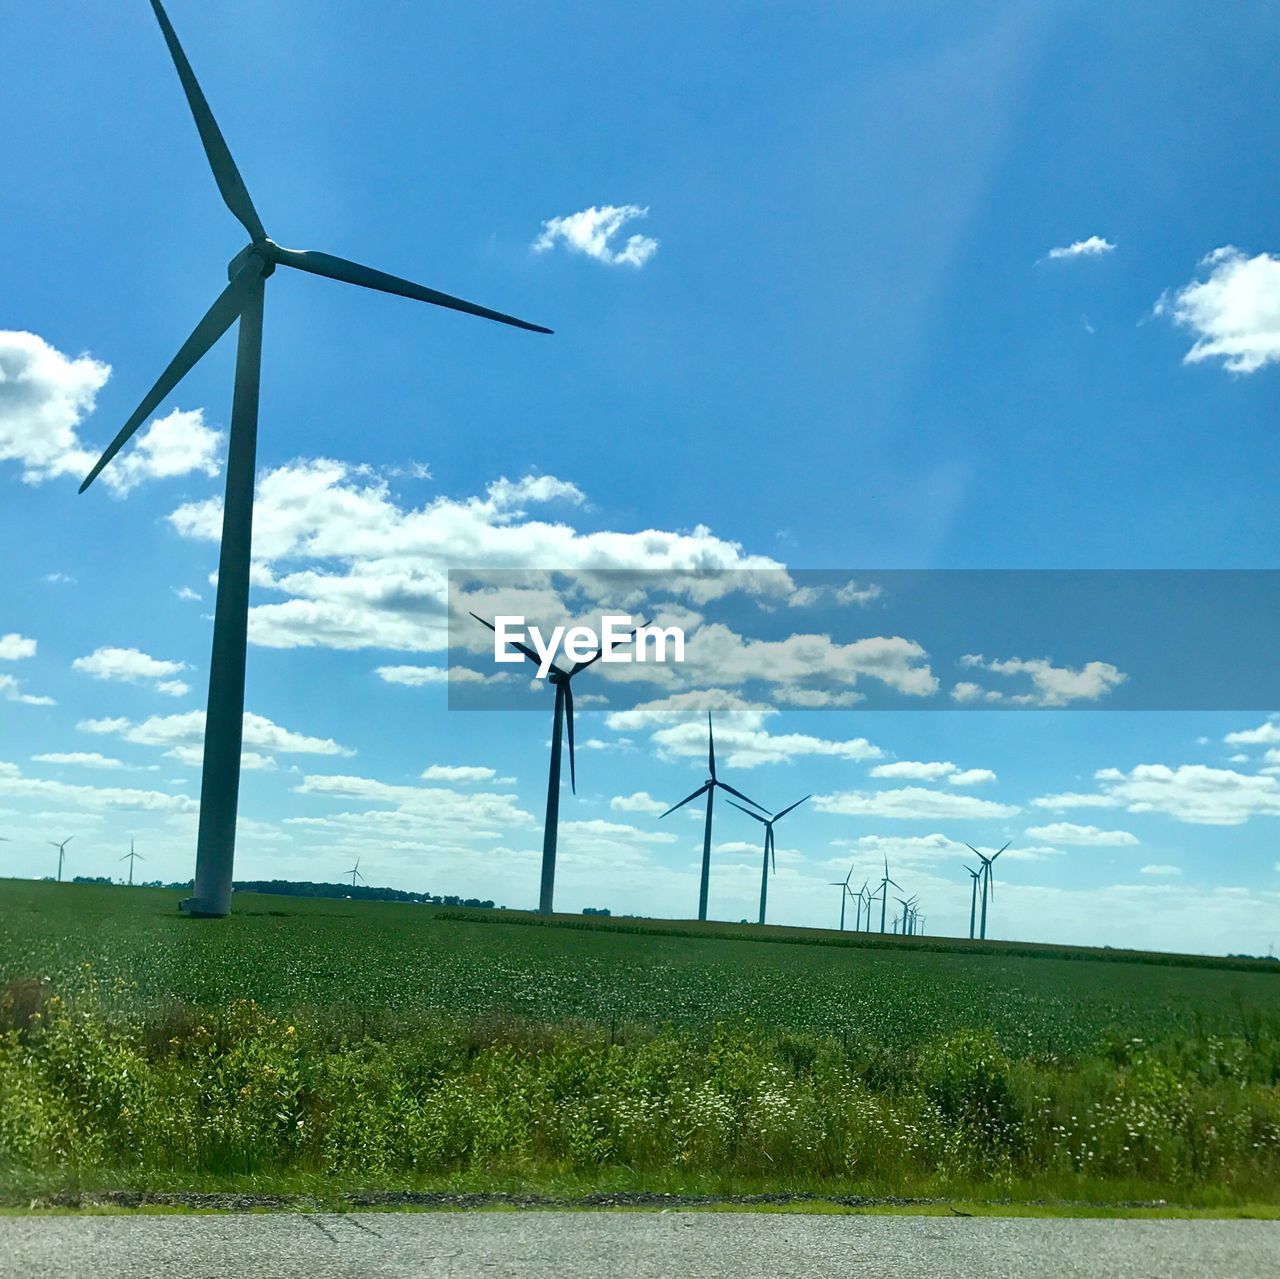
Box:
(965, 841), (1011, 940)
(876, 856), (902, 933)
(662, 713), (765, 922)
(120, 839), (145, 886)
(49, 837), (74, 883)
(78, 2), (550, 920)
(963, 863), (982, 940)
(343, 857), (365, 889)
(828, 866), (855, 930)
(852, 878), (870, 931)
(727, 795), (809, 925)
(470, 613), (639, 916)
(896, 895), (917, 936)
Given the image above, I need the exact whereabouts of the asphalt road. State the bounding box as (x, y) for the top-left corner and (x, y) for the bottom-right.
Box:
(3, 1211), (1278, 1279)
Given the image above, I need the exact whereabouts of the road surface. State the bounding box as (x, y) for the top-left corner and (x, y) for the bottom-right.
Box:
(2, 1210), (1277, 1278)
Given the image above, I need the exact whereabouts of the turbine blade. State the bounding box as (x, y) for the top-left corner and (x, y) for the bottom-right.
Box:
(725, 799), (767, 824)
(994, 841), (1011, 859)
(660, 783), (709, 819)
(707, 712), (716, 779)
(571, 618), (646, 676)
(715, 780), (764, 810)
(149, 0), (266, 241)
(773, 794), (811, 821)
(769, 828), (776, 875)
(79, 270), (256, 492)
(468, 612), (543, 670)
(564, 681), (576, 794)
(964, 844), (982, 857)
(271, 246), (551, 333)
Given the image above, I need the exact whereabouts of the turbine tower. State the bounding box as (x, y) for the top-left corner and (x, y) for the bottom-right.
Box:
(876, 856), (902, 933)
(727, 795), (809, 925)
(853, 878), (869, 931)
(965, 841), (1011, 940)
(79, 1), (551, 919)
(662, 713), (765, 922)
(964, 863), (982, 940)
(829, 865), (855, 931)
(49, 837), (74, 883)
(120, 839), (145, 886)
(471, 613), (639, 916)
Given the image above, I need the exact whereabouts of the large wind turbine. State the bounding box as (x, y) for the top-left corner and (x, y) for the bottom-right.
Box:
(470, 614), (638, 916)
(49, 837), (74, 883)
(964, 863), (982, 940)
(853, 878), (870, 931)
(120, 839), (145, 886)
(829, 865), (855, 931)
(727, 795), (809, 925)
(876, 856), (902, 933)
(662, 713), (765, 922)
(78, 2), (550, 919)
(343, 857), (365, 890)
(966, 841), (1011, 940)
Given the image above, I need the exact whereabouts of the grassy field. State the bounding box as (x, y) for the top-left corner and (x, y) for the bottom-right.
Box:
(1, 880), (1278, 1208)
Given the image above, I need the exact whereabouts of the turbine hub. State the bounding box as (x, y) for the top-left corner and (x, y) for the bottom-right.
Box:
(227, 240), (277, 282)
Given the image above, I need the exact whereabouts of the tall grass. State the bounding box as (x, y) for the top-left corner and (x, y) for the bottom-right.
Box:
(2, 972), (1278, 1201)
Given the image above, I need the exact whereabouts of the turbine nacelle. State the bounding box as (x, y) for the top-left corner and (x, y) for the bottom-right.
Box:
(228, 240), (277, 280)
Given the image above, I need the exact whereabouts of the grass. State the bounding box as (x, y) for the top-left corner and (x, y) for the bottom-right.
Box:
(1, 879), (1278, 1211)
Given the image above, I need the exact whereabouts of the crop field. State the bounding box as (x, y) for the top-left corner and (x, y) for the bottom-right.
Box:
(2, 880), (1279, 1207)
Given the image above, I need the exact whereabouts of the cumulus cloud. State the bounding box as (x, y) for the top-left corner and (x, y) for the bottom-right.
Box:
(0, 633), (37, 661)
(1155, 246), (1280, 374)
(420, 765), (498, 783)
(173, 586), (202, 602)
(1024, 822), (1140, 846)
(610, 791), (668, 816)
(0, 760), (196, 814)
(1141, 864), (1181, 877)
(1044, 235), (1116, 261)
(31, 752), (128, 770)
(72, 646), (191, 697)
(813, 787), (1019, 820)
(0, 675), (55, 706)
(1034, 763), (1280, 826)
(78, 710), (352, 764)
(1224, 718), (1280, 746)
(533, 204), (659, 268)
(0, 331), (222, 490)
(870, 760), (994, 786)
(955, 654), (1126, 707)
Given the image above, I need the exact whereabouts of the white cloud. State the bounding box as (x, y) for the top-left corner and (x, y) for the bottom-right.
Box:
(1155, 246), (1280, 374)
(867, 761), (994, 786)
(533, 204), (659, 268)
(78, 710), (352, 758)
(166, 745), (277, 771)
(31, 752), (127, 769)
(1140, 864), (1182, 877)
(0, 761), (196, 814)
(420, 765), (498, 783)
(0, 330), (107, 484)
(0, 633), (37, 661)
(1224, 719), (1280, 746)
(1045, 235), (1116, 261)
(651, 717), (881, 771)
(1036, 763), (1280, 827)
(173, 586), (202, 602)
(72, 646), (190, 697)
(611, 791), (668, 816)
(956, 654), (1126, 706)
(42, 572), (76, 585)
(813, 787), (1019, 820)
(97, 408), (222, 496)
(1024, 822), (1140, 846)
(168, 461), (780, 655)
(0, 675), (55, 706)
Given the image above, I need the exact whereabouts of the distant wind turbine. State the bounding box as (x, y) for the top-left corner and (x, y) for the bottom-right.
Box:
(662, 713), (765, 922)
(78, 1), (551, 920)
(853, 878), (870, 931)
(49, 837), (74, 883)
(829, 865), (855, 931)
(727, 795), (809, 925)
(120, 839), (145, 886)
(343, 857), (365, 889)
(876, 856), (902, 933)
(471, 613), (640, 916)
(965, 841), (1011, 940)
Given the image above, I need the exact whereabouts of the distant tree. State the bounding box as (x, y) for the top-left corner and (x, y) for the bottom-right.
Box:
(583, 907), (612, 917)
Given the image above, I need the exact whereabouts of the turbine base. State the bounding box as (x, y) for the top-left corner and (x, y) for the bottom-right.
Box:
(179, 896), (229, 919)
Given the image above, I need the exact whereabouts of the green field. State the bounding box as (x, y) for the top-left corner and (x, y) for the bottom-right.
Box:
(2, 880), (1279, 1208)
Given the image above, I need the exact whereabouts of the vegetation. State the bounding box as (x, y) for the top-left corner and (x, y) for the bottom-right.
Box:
(0, 880), (1278, 1205)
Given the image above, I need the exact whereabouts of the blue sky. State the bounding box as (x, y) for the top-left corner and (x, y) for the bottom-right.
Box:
(2, 0), (1279, 953)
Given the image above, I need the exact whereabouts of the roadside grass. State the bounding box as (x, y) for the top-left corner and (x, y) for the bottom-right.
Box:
(2, 881), (1278, 1212)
